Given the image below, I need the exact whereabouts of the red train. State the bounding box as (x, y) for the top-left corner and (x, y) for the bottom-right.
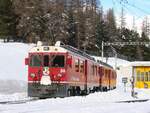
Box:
(25, 41), (117, 98)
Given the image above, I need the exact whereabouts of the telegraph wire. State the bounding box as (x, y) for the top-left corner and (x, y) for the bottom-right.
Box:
(119, 0), (150, 15)
(115, 0), (143, 20)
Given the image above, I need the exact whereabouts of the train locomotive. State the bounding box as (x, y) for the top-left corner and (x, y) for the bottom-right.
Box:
(25, 41), (117, 98)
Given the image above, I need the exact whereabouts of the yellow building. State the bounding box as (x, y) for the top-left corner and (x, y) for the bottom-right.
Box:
(134, 65), (150, 88)
(118, 61), (150, 89)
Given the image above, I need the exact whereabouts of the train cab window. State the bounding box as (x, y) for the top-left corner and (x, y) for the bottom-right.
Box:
(44, 55), (49, 67)
(80, 61), (84, 73)
(51, 55), (65, 67)
(30, 54), (42, 67)
(75, 59), (79, 72)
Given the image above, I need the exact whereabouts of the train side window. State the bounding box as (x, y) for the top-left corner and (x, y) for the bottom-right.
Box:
(99, 67), (102, 76)
(106, 70), (108, 78)
(104, 69), (107, 78)
(43, 55), (49, 67)
(112, 72), (114, 79)
(80, 61), (84, 73)
(30, 54), (42, 67)
(75, 59), (79, 72)
(102, 68), (104, 76)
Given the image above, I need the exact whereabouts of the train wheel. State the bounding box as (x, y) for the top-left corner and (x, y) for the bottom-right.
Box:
(102, 87), (105, 92)
(67, 89), (71, 97)
(105, 87), (108, 92)
(76, 87), (81, 96)
(81, 90), (88, 96)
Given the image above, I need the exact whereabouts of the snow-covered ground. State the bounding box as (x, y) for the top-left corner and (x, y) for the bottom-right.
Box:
(0, 42), (150, 113)
(0, 89), (150, 113)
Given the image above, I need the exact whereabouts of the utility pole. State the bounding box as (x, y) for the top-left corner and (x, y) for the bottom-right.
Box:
(132, 16), (136, 31)
(131, 67), (135, 97)
(101, 41), (104, 62)
(120, 7), (126, 29)
(110, 46), (117, 70)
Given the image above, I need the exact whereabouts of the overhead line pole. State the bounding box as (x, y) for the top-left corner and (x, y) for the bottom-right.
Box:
(101, 41), (104, 62)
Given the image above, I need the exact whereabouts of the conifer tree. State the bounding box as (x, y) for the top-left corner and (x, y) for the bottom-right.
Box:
(0, 0), (17, 41)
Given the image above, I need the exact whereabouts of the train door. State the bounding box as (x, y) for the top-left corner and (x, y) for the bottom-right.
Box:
(99, 67), (102, 90)
(84, 60), (88, 93)
(108, 70), (111, 90)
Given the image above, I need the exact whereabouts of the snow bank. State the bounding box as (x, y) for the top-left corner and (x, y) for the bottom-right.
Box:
(0, 92), (28, 102)
(0, 42), (34, 81)
(0, 80), (27, 94)
(0, 42), (34, 94)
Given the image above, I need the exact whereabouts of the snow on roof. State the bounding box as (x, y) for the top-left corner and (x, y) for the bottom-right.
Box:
(93, 56), (130, 68)
(117, 61), (150, 69)
(130, 61), (150, 66)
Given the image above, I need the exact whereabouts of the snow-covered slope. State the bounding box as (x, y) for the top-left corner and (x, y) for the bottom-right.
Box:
(0, 42), (33, 80)
(0, 42), (34, 94)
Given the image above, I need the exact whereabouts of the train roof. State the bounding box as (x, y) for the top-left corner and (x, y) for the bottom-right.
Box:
(29, 45), (68, 53)
(29, 41), (113, 69)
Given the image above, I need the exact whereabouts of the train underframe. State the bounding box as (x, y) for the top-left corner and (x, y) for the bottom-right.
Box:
(28, 83), (116, 98)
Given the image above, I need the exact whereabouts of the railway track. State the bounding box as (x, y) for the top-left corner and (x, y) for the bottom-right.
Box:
(0, 98), (149, 105)
(0, 98), (38, 105)
(116, 99), (149, 103)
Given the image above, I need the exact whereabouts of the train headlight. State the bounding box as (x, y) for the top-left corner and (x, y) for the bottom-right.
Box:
(30, 73), (36, 78)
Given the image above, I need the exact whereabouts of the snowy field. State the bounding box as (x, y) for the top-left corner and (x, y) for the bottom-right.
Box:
(0, 42), (150, 113)
(0, 88), (150, 113)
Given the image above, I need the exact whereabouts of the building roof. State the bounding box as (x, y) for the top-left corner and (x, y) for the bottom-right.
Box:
(130, 61), (150, 67)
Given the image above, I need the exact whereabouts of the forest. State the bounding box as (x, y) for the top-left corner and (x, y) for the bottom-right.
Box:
(0, 0), (150, 61)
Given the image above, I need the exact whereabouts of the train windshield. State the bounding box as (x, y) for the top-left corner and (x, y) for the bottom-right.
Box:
(50, 55), (65, 67)
(30, 54), (65, 67)
(30, 54), (42, 67)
